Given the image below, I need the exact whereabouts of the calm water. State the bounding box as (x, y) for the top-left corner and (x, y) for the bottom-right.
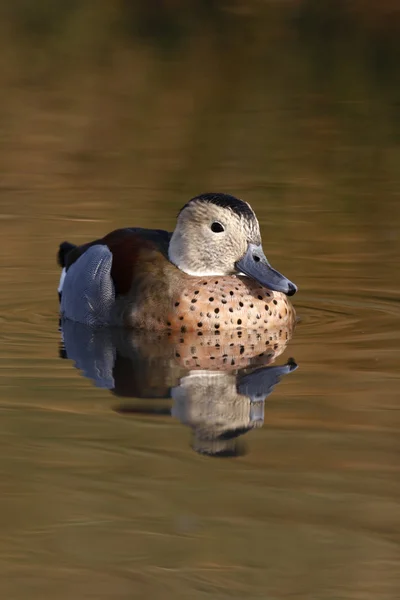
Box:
(1, 11), (400, 599)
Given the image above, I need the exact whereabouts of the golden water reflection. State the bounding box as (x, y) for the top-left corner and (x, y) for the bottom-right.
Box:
(1, 4), (400, 598)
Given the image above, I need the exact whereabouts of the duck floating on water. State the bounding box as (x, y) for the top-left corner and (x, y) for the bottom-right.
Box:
(57, 193), (297, 330)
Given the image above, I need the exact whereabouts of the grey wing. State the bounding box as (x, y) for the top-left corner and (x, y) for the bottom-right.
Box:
(60, 245), (115, 327)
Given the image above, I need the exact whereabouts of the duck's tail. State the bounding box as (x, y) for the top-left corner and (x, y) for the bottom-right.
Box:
(57, 241), (76, 301)
(57, 241), (76, 268)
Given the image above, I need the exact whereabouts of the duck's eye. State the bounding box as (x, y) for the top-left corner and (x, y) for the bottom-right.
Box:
(211, 222), (224, 233)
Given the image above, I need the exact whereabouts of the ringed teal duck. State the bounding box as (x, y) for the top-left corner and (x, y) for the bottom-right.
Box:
(57, 193), (297, 330)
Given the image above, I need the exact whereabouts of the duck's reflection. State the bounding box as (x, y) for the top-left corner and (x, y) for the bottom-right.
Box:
(60, 321), (298, 456)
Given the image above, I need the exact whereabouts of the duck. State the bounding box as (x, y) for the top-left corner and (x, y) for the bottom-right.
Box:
(57, 192), (297, 330)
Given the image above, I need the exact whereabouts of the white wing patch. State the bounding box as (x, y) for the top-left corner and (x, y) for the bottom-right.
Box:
(58, 267), (66, 293)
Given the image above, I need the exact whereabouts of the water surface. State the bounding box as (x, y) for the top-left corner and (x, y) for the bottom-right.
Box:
(1, 10), (400, 599)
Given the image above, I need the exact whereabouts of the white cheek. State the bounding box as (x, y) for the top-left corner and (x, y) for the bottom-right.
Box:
(58, 268), (66, 293)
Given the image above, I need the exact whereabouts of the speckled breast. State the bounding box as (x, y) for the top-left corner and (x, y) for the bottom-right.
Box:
(165, 275), (296, 332)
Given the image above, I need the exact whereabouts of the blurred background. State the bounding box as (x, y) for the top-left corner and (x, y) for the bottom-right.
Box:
(0, 1), (399, 599)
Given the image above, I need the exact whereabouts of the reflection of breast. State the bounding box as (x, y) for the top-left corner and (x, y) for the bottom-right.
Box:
(166, 323), (295, 371)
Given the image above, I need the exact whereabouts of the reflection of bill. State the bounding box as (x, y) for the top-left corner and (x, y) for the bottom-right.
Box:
(60, 320), (297, 456)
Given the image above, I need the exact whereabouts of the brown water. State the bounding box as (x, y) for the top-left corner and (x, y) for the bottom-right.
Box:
(1, 8), (400, 599)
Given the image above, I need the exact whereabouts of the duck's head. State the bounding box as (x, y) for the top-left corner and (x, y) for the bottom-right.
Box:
(168, 193), (297, 296)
